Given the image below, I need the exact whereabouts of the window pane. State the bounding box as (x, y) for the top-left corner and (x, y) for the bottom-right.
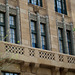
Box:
(55, 0), (67, 14)
(31, 21), (36, 31)
(29, 0), (42, 6)
(10, 29), (15, 43)
(0, 13), (4, 23)
(2, 72), (19, 75)
(6, 73), (9, 75)
(10, 73), (13, 75)
(10, 16), (15, 26)
(41, 36), (46, 49)
(57, 0), (62, 13)
(58, 28), (63, 53)
(67, 30), (71, 54)
(40, 24), (45, 33)
(0, 26), (4, 41)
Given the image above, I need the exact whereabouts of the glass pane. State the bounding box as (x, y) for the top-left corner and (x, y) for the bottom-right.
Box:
(40, 24), (45, 33)
(31, 34), (36, 47)
(58, 28), (63, 53)
(0, 13), (4, 23)
(6, 73), (9, 75)
(34, 0), (37, 5)
(10, 16), (15, 26)
(38, 0), (40, 6)
(0, 26), (4, 41)
(10, 29), (15, 43)
(41, 36), (46, 49)
(10, 73), (13, 75)
(14, 74), (18, 75)
(31, 0), (34, 4)
(31, 21), (36, 31)
(57, 0), (62, 13)
(59, 40), (63, 53)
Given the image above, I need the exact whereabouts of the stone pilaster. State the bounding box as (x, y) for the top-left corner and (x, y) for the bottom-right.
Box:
(36, 13), (42, 48)
(62, 15), (68, 54)
(70, 23), (75, 55)
(5, 0), (10, 42)
(45, 16), (51, 50)
(16, 7), (21, 44)
(51, 67), (59, 75)
(28, 10), (32, 46)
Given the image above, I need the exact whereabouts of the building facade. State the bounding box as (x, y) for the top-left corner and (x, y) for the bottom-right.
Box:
(0, 0), (75, 75)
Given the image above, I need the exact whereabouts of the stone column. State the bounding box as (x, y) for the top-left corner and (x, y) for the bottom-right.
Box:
(45, 16), (51, 50)
(62, 15), (68, 54)
(36, 13), (42, 48)
(5, 0), (10, 42)
(16, 7), (21, 44)
(70, 23), (75, 55)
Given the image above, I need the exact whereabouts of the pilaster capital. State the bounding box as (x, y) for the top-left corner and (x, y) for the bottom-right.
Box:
(5, 0), (9, 6)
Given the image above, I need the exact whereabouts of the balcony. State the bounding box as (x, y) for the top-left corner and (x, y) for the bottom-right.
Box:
(0, 41), (75, 70)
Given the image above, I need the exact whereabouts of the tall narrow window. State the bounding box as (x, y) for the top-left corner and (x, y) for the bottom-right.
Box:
(9, 15), (16, 43)
(28, 0), (42, 7)
(67, 30), (71, 54)
(58, 28), (64, 53)
(0, 13), (5, 41)
(2, 72), (19, 75)
(55, 0), (67, 15)
(40, 23), (46, 49)
(31, 21), (37, 48)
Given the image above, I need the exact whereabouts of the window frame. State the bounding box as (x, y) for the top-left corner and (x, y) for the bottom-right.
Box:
(66, 30), (72, 54)
(55, 0), (67, 15)
(0, 12), (5, 41)
(30, 20), (37, 48)
(40, 23), (46, 49)
(58, 28), (64, 53)
(9, 15), (17, 43)
(28, 0), (43, 7)
(2, 72), (19, 75)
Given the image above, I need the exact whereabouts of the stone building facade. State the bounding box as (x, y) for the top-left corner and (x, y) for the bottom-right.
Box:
(0, 0), (75, 75)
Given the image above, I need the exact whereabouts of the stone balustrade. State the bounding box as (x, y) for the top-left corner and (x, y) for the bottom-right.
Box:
(0, 41), (75, 70)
